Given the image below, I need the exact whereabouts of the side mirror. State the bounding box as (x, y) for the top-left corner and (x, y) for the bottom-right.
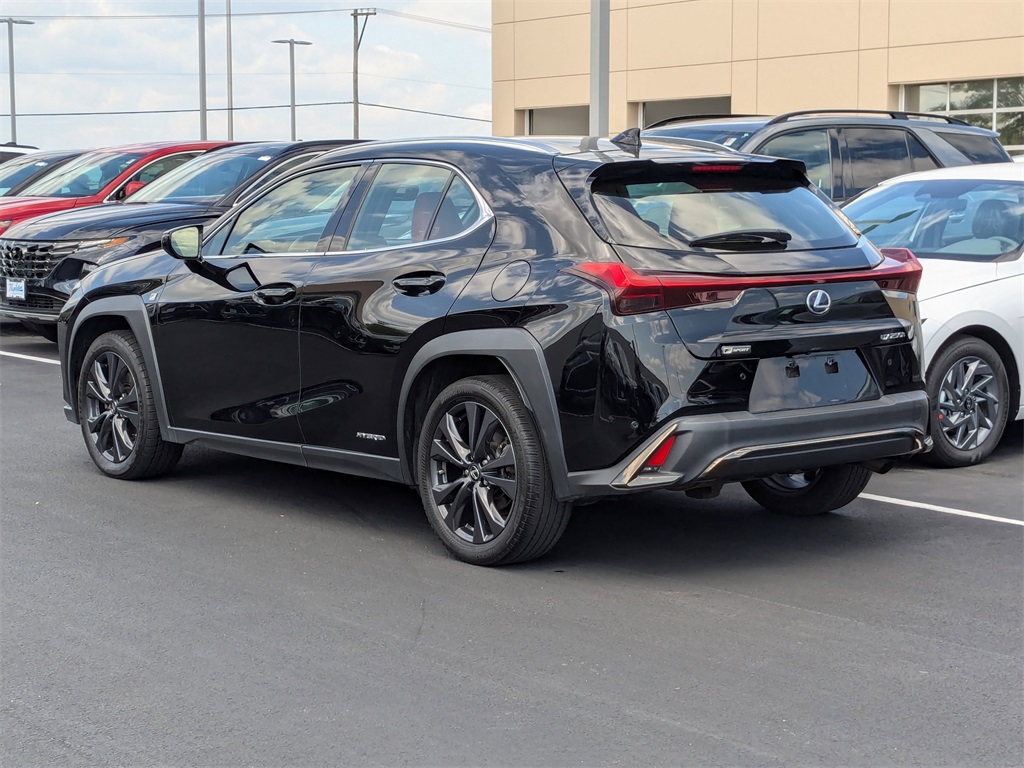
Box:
(162, 225), (203, 261)
(123, 180), (147, 198)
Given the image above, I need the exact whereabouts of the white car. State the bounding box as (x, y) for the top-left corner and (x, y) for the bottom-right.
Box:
(844, 162), (1023, 467)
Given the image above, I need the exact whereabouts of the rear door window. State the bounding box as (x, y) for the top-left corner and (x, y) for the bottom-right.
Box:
(757, 129), (835, 198)
(843, 128), (920, 197)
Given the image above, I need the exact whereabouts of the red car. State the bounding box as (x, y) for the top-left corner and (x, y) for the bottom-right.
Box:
(0, 140), (233, 236)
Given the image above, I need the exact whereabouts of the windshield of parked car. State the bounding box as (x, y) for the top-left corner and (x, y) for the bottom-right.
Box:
(18, 150), (143, 198)
(843, 178), (1024, 261)
(645, 126), (757, 148)
(591, 168), (857, 252)
(128, 145), (284, 204)
(0, 153), (70, 195)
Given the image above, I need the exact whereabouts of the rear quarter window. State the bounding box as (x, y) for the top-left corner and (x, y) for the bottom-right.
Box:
(934, 131), (1011, 163)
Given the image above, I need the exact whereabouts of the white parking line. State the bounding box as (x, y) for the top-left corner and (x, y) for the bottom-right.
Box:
(861, 492), (1024, 527)
(0, 350), (60, 366)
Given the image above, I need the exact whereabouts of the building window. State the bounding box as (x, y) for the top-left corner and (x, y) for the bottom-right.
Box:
(903, 78), (1023, 151)
(527, 106), (589, 136)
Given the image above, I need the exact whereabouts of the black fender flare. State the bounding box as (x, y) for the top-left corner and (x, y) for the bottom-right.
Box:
(396, 328), (571, 499)
(65, 295), (172, 440)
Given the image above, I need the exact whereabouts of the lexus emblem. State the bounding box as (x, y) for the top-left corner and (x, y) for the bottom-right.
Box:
(806, 289), (832, 315)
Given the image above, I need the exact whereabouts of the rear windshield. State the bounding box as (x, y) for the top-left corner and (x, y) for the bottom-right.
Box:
(0, 154), (64, 195)
(843, 178), (1024, 261)
(935, 132), (1011, 164)
(128, 146), (281, 204)
(591, 169), (857, 252)
(19, 151), (143, 198)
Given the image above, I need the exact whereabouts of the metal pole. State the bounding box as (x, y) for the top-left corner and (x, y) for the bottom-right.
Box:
(288, 42), (297, 141)
(2, 18), (33, 144)
(351, 9), (375, 140)
(589, 0), (610, 137)
(226, 0), (233, 139)
(198, 0), (208, 139)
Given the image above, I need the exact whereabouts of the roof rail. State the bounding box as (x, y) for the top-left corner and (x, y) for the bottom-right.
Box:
(643, 113), (765, 129)
(764, 109), (969, 126)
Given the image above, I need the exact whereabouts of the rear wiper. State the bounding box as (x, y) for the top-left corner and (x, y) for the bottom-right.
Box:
(688, 229), (793, 250)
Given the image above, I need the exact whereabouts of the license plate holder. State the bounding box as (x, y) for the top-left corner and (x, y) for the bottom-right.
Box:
(748, 351), (880, 413)
(5, 278), (26, 301)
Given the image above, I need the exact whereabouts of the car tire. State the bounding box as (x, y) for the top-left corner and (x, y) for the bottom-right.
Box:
(78, 329), (182, 480)
(417, 375), (572, 566)
(19, 320), (58, 343)
(742, 464), (872, 516)
(925, 337), (1010, 468)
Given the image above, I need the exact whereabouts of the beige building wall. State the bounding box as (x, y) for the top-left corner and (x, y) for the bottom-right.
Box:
(492, 0), (1024, 136)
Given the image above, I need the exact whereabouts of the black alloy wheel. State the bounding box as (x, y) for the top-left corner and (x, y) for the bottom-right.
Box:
(742, 463), (872, 516)
(926, 336), (1010, 468)
(78, 330), (183, 479)
(417, 375), (571, 566)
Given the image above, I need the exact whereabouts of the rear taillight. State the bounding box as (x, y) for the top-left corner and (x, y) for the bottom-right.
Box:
(564, 251), (922, 316)
(642, 435), (677, 473)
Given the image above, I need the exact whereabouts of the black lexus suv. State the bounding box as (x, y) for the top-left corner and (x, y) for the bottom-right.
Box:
(0, 140), (357, 341)
(57, 135), (931, 565)
(642, 109), (1012, 202)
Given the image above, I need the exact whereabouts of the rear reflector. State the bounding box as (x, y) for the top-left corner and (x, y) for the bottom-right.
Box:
(564, 250), (922, 316)
(643, 435), (677, 471)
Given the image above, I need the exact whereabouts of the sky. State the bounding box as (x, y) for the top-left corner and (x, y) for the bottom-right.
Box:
(0, 0), (493, 149)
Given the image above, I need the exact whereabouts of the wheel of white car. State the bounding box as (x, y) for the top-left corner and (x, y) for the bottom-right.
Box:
(926, 336), (1010, 468)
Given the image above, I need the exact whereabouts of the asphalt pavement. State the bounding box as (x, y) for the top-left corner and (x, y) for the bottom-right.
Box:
(2, 322), (1022, 766)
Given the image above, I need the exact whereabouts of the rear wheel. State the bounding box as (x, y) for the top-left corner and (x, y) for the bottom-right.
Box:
(742, 464), (872, 516)
(416, 375), (572, 566)
(78, 330), (182, 480)
(19, 320), (58, 343)
(926, 337), (1009, 468)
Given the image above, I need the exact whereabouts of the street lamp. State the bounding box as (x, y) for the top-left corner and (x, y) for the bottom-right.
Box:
(271, 38), (312, 141)
(2, 17), (34, 144)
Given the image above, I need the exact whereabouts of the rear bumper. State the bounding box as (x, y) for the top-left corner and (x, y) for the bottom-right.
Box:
(564, 390), (929, 498)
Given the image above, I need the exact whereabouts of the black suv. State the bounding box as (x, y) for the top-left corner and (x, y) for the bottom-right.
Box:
(643, 110), (1012, 202)
(57, 136), (930, 565)
(0, 140), (358, 341)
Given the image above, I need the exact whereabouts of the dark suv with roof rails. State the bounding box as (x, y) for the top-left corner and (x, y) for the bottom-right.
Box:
(643, 109), (1012, 202)
(58, 134), (930, 566)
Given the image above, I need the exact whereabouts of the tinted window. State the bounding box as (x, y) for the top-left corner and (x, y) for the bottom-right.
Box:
(129, 153), (200, 186)
(347, 164), (458, 250)
(758, 129), (833, 197)
(843, 178), (1024, 261)
(130, 148), (280, 204)
(646, 127), (758, 149)
(221, 166), (360, 255)
(0, 154), (63, 195)
(844, 128), (916, 197)
(907, 134), (939, 172)
(20, 151), (144, 198)
(935, 131), (1011, 163)
(592, 171), (856, 253)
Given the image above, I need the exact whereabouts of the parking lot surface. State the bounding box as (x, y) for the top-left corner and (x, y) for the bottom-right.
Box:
(2, 322), (1022, 766)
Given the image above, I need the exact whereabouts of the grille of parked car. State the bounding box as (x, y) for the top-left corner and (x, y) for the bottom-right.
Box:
(0, 240), (81, 279)
(0, 288), (63, 310)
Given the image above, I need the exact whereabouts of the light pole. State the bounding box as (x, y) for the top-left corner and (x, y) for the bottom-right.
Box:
(271, 38), (312, 141)
(2, 17), (34, 144)
(351, 9), (376, 140)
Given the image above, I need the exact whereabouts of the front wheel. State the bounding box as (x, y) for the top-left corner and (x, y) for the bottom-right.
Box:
(926, 337), (1010, 468)
(416, 375), (572, 566)
(742, 464), (872, 516)
(78, 329), (182, 480)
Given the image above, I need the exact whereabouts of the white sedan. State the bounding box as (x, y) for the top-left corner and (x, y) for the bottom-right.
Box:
(843, 162), (1023, 467)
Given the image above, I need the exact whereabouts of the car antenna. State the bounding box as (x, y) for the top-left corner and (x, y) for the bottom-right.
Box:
(610, 127), (641, 156)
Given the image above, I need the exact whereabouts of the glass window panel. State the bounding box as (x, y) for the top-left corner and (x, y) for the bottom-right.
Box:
(997, 77), (1024, 108)
(907, 134), (939, 172)
(953, 113), (995, 129)
(221, 166), (359, 255)
(348, 164), (452, 250)
(935, 131), (1010, 162)
(905, 83), (948, 112)
(843, 128), (914, 197)
(427, 176), (478, 240)
(757, 129), (833, 197)
(996, 112), (1024, 148)
(950, 79), (994, 110)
